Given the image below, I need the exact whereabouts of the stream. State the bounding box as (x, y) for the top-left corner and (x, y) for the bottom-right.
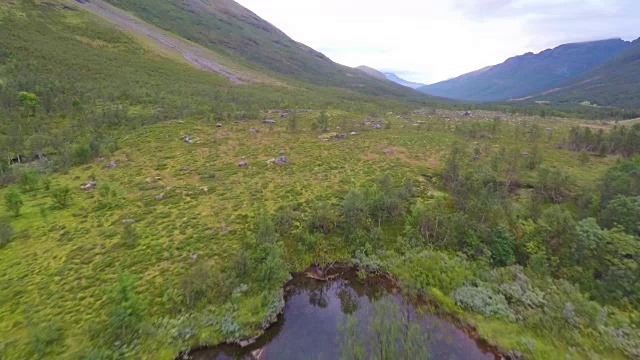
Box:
(189, 269), (500, 360)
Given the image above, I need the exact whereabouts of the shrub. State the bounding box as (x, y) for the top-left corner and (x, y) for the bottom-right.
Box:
(51, 186), (73, 209)
(392, 251), (471, 294)
(4, 188), (24, 217)
(0, 222), (14, 248)
(19, 168), (39, 192)
(451, 285), (514, 320)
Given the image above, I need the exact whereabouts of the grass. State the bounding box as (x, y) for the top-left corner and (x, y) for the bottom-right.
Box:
(0, 109), (623, 359)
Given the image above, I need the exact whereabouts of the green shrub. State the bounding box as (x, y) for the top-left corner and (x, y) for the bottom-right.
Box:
(4, 188), (24, 217)
(0, 222), (14, 248)
(51, 186), (73, 209)
(19, 168), (39, 192)
(451, 285), (514, 320)
(392, 251), (471, 294)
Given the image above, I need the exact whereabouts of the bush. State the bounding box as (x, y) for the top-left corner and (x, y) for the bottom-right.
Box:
(51, 186), (73, 209)
(451, 285), (514, 320)
(29, 322), (65, 358)
(181, 261), (229, 308)
(4, 188), (24, 217)
(19, 168), (39, 192)
(392, 251), (471, 294)
(0, 222), (14, 248)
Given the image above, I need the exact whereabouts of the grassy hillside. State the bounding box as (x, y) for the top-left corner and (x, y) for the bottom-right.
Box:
(98, 0), (425, 99)
(535, 38), (640, 109)
(419, 39), (631, 102)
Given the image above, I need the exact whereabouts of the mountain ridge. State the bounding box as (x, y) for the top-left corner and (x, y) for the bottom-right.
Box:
(383, 73), (426, 89)
(418, 38), (631, 102)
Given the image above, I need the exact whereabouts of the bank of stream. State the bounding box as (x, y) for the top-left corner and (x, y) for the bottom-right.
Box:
(185, 266), (503, 360)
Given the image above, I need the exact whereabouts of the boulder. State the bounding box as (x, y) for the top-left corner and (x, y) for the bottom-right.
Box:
(238, 160), (249, 168)
(102, 161), (116, 170)
(216, 123), (223, 128)
(384, 149), (393, 155)
(333, 133), (347, 139)
(155, 193), (165, 201)
(249, 128), (260, 134)
(180, 135), (193, 143)
(350, 131), (358, 135)
(275, 156), (288, 165)
(263, 119), (277, 124)
(372, 124), (382, 129)
(80, 181), (97, 190)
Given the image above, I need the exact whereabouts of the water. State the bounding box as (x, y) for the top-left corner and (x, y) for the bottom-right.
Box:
(189, 269), (499, 360)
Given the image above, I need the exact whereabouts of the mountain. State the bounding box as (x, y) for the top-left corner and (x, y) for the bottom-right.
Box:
(418, 39), (631, 101)
(92, 0), (425, 99)
(383, 73), (426, 89)
(532, 38), (640, 109)
(356, 65), (389, 81)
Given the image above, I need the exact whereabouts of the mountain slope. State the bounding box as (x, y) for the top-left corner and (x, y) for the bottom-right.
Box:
(97, 0), (425, 98)
(418, 39), (631, 101)
(384, 73), (426, 89)
(533, 38), (640, 109)
(356, 65), (389, 81)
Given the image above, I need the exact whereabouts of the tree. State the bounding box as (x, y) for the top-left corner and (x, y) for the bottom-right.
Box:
(288, 110), (298, 133)
(101, 273), (147, 348)
(599, 195), (640, 236)
(51, 186), (72, 209)
(18, 91), (39, 116)
(317, 110), (329, 132)
(490, 227), (515, 267)
(5, 189), (24, 217)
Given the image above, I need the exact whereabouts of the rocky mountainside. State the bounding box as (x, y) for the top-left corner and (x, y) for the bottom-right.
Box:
(418, 39), (631, 101)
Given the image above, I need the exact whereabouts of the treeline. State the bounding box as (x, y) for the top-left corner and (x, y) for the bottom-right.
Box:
(566, 123), (640, 157)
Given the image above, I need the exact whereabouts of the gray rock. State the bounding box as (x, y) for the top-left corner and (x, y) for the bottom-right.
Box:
(216, 123), (223, 128)
(521, 152), (530, 157)
(238, 160), (249, 168)
(263, 119), (277, 124)
(384, 149), (393, 155)
(350, 131), (358, 135)
(333, 133), (347, 139)
(249, 128), (260, 134)
(275, 156), (288, 165)
(80, 181), (96, 190)
(155, 193), (165, 201)
(102, 161), (116, 170)
(278, 149), (286, 155)
(180, 135), (193, 143)
(372, 124), (382, 129)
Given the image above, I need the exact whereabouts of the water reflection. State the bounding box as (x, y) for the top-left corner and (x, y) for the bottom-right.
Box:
(189, 271), (498, 360)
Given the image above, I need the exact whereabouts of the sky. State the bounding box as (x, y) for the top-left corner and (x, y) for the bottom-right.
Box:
(234, 0), (639, 84)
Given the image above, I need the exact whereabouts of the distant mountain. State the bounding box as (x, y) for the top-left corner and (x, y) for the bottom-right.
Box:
(356, 66), (389, 81)
(418, 39), (631, 101)
(383, 73), (426, 89)
(532, 38), (640, 109)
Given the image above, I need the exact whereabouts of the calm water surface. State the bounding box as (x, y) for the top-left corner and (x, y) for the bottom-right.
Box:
(190, 271), (498, 360)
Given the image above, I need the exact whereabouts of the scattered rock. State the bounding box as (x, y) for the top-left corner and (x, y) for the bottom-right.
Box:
(278, 149), (286, 155)
(181, 135), (193, 143)
(216, 123), (223, 128)
(238, 160), (249, 168)
(521, 152), (530, 157)
(372, 124), (382, 129)
(504, 350), (525, 360)
(333, 133), (347, 139)
(462, 111), (474, 117)
(384, 149), (393, 155)
(350, 131), (358, 135)
(94, 157), (105, 163)
(263, 119), (277, 124)
(190, 253), (198, 261)
(155, 193), (165, 201)
(80, 181), (97, 190)
(179, 167), (189, 172)
(545, 128), (553, 133)
(415, 121), (426, 124)
(102, 161), (116, 170)
(472, 155), (480, 162)
(275, 156), (288, 165)
(121, 219), (135, 224)
(249, 128), (260, 134)
(279, 113), (288, 119)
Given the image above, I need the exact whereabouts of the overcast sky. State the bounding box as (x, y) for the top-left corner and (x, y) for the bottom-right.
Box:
(235, 0), (639, 84)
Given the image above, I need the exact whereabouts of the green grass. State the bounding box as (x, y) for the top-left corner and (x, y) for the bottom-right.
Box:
(0, 110), (623, 359)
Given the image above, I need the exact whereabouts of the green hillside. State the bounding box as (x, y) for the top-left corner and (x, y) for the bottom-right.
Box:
(535, 38), (640, 109)
(418, 39), (631, 102)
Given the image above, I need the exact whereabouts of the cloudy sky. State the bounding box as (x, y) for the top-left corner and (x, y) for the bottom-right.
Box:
(235, 0), (639, 84)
